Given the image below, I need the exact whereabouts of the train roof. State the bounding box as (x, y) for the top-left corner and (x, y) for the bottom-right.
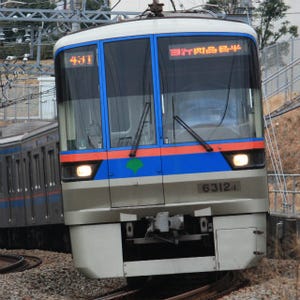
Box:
(0, 121), (57, 146)
(54, 17), (257, 53)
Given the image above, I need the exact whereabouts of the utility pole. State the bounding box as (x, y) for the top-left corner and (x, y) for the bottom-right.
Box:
(71, 0), (81, 32)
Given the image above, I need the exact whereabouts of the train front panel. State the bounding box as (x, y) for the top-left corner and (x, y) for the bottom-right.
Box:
(54, 18), (268, 278)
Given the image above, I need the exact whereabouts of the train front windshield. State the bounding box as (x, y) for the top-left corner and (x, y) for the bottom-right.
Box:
(55, 45), (102, 151)
(55, 35), (263, 151)
(158, 36), (263, 144)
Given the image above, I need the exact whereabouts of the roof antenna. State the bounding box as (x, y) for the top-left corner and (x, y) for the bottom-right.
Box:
(148, 0), (164, 17)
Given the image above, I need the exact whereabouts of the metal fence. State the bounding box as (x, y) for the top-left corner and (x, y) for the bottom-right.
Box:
(0, 76), (56, 121)
(261, 38), (300, 105)
(268, 174), (300, 216)
(263, 39), (300, 217)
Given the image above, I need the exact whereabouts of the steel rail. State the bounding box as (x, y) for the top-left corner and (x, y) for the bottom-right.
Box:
(91, 272), (248, 300)
(0, 254), (42, 273)
(0, 254), (24, 273)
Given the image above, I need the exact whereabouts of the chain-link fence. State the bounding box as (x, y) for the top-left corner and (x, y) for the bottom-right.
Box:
(263, 39), (300, 216)
(268, 174), (300, 216)
(261, 38), (300, 106)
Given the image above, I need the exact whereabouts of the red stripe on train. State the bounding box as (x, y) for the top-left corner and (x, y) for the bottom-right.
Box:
(60, 140), (265, 162)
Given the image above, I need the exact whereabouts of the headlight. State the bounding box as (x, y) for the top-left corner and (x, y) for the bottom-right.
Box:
(61, 161), (100, 181)
(76, 165), (93, 177)
(222, 149), (265, 170)
(232, 154), (249, 167)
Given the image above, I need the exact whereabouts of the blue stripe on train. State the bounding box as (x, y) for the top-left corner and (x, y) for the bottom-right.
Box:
(95, 152), (230, 179)
(0, 193), (61, 208)
(161, 152), (231, 175)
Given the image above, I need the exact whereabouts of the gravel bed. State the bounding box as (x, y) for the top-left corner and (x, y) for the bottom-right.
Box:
(0, 249), (299, 300)
(220, 258), (299, 300)
(0, 249), (125, 300)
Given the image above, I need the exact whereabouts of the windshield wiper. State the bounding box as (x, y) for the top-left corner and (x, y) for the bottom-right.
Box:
(129, 102), (151, 157)
(173, 115), (213, 152)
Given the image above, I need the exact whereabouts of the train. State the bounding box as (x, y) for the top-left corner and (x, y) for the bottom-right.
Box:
(0, 121), (69, 251)
(14, 2), (269, 281)
(52, 3), (269, 280)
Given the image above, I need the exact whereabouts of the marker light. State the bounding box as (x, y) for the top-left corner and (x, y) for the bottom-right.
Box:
(76, 165), (93, 177)
(232, 154), (249, 167)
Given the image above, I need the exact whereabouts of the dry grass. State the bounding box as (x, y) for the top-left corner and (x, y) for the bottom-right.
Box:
(264, 93), (287, 114)
(264, 95), (300, 174)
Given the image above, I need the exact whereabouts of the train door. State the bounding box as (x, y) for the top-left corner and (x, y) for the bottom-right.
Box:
(23, 147), (48, 225)
(42, 140), (63, 224)
(23, 151), (33, 224)
(5, 153), (26, 227)
(0, 155), (4, 227)
(32, 147), (48, 224)
(0, 154), (9, 227)
(13, 154), (26, 226)
(103, 37), (164, 207)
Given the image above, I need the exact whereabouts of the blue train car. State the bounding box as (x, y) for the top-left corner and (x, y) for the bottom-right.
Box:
(0, 122), (67, 250)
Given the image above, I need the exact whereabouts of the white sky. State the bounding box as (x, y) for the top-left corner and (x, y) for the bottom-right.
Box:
(285, 0), (300, 29)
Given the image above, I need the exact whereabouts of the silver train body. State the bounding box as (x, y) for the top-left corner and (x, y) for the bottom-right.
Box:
(54, 16), (269, 278)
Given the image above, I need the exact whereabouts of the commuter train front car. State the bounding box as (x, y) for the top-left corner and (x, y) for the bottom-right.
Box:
(54, 15), (268, 279)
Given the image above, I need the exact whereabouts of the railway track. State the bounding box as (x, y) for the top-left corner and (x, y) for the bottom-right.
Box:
(92, 271), (248, 300)
(0, 254), (42, 273)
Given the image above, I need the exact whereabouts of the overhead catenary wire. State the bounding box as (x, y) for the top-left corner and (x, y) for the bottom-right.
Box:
(0, 84), (56, 109)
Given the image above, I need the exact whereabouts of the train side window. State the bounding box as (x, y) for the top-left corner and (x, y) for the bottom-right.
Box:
(55, 142), (60, 184)
(41, 146), (49, 189)
(23, 157), (29, 192)
(0, 160), (3, 195)
(6, 156), (14, 194)
(48, 149), (56, 187)
(33, 154), (41, 190)
(15, 159), (22, 193)
(27, 152), (34, 192)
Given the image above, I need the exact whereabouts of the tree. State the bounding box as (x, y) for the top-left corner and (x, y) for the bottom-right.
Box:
(85, 0), (105, 10)
(204, 1), (298, 50)
(255, 0), (298, 49)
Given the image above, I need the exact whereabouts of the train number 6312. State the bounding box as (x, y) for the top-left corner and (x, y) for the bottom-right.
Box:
(198, 181), (241, 193)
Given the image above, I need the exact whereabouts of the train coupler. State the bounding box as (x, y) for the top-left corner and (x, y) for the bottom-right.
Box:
(146, 212), (184, 233)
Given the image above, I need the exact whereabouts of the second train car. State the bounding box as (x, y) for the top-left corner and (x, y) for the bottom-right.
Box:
(54, 9), (268, 279)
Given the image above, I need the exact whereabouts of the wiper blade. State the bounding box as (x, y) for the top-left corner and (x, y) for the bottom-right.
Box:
(129, 102), (151, 157)
(173, 115), (213, 152)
